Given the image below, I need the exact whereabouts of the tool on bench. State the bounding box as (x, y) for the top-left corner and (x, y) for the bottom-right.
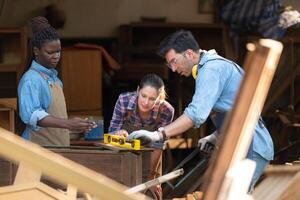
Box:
(103, 133), (141, 150)
(163, 148), (210, 198)
(126, 168), (184, 194)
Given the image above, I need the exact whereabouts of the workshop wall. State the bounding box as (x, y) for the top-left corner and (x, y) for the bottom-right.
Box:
(0, 0), (214, 38)
(283, 0), (300, 10)
(1, 0), (299, 38)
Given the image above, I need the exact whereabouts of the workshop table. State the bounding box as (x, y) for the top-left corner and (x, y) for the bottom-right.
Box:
(0, 142), (152, 187)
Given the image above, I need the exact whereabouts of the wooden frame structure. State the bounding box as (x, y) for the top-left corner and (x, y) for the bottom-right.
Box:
(0, 127), (149, 200)
(253, 165), (300, 200)
(202, 39), (283, 200)
(0, 98), (17, 133)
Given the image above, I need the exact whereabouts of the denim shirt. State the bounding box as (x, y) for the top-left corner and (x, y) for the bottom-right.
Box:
(18, 60), (63, 139)
(184, 50), (274, 161)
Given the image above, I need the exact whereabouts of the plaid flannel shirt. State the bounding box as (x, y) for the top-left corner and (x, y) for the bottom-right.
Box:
(109, 91), (174, 133)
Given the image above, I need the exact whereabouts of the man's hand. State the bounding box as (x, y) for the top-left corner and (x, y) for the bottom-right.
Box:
(127, 130), (162, 145)
(198, 131), (218, 154)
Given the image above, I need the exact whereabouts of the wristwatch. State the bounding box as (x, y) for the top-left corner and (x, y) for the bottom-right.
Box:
(158, 127), (167, 141)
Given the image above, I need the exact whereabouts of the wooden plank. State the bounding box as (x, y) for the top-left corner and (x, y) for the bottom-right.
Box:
(0, 182), (68, 200)
(126, 169), (184, 193)
(253, 165), (300, 200)
(264, 165), (300, 174)
(59, 49), (102, 114)
(0, 64), (18, 72)
(202, 39), (283, 200)
(0, 108), (15, 132)
(253, 175), (293, 200)
(0, 157), (15, 186)
(0, 128), (149, 200)
(13, 162), (41, 185)
(66, 184), (77, 200)
(0, 98), (16, 133)
(0, 98), (17, 110)
(277, 171), (300, 200)
(83, 193), (92, 200)
(49, 147), (146, 187)
(263, 62), (300, 114)
(165, 138), (193, 149)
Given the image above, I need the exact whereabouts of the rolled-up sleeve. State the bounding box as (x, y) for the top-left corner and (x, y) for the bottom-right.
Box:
(184, 64), (223, 128)
(18, 80), (49, 131)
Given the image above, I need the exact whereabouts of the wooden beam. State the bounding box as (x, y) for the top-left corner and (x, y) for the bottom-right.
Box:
(0, 182), (69, 200)
(253, 165), (300, 200)
(13, 162), (41, 185)
(0, 128), (149, 200)
(263, 62), (300, 113)
(202, 39), (283, 200)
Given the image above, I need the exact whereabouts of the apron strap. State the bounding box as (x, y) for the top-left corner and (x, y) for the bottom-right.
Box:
(31, 68), (48, 81)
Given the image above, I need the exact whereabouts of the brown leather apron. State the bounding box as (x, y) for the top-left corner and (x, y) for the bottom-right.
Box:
(29, 69), (70, 146)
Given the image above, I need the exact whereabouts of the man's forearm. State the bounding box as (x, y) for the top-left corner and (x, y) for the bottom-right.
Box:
(164, 114), (194, 138)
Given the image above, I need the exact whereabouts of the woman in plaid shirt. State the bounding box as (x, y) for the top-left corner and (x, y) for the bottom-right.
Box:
(109, 74), (174, 198)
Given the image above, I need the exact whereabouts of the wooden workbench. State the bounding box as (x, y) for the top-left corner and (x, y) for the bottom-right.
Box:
(0, 142), (152, 187)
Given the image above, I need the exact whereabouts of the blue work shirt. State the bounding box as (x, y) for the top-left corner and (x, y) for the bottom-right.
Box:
(184, 50), (274, 161)
(18, 60), (63, 139)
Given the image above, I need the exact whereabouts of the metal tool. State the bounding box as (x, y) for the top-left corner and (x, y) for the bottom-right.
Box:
(163, 148), (209, 198)
(103, 134), (141, 150)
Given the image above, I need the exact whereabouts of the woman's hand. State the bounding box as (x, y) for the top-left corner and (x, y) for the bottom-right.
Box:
(115, 129), (129, 137)
(38, 115), (97, 132)
(68, 117), (97, 132)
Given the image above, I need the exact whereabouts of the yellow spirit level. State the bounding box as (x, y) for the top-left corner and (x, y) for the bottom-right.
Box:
(104, 134), (141, 150)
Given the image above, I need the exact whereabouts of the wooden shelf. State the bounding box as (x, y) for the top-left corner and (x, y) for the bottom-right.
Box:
(115, 61), (168, 80)
(118, 23), (230, 79)
(0, 27), (27, 97)
(127, 22), (225, 29)
(0, 98), (16, 133)
(0, 28), (25, 34)
(0, 64), (18, 72)
(59, 48), (103, 116)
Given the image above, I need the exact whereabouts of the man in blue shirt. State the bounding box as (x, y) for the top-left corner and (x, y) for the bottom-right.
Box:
(128, 30), (274, 191)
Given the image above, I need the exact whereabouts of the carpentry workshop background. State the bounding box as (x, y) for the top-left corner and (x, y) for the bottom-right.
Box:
(1, 0), (300, 200)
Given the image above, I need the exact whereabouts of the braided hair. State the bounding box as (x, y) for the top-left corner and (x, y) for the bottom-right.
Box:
(25, 16), (60, 70)
(30, 16), (60, 48)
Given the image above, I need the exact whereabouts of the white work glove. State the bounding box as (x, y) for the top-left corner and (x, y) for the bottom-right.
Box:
(198, 131), (218, 154)
(127, 130), (162, 145)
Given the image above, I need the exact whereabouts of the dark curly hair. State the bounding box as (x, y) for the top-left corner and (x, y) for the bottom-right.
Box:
(157, 30), (199, 58)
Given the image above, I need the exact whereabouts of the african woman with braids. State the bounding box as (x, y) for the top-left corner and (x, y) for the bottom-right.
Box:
(18, 16), (96, 146)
